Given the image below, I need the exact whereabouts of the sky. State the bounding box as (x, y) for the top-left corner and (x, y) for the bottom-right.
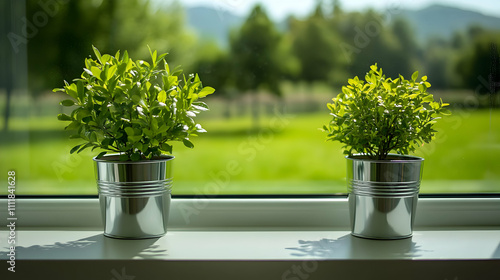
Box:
(176, 0), (500, 20)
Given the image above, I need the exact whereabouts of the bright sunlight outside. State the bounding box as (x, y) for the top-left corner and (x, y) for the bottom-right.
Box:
(0, 0), (499, 195)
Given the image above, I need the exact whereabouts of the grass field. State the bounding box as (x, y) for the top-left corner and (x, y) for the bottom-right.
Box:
(1, 106), (499, 195)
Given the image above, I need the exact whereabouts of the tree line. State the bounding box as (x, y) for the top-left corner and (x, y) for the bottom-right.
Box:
(1, 0), (500, 130)
(198, 1), (500, 97)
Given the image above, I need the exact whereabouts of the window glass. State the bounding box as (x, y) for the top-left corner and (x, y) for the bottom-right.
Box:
(0, 0), (499, 195)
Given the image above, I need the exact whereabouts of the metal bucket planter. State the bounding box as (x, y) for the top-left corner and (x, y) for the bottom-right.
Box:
(346, 154), (423, 239)
(94, 154), (173, 239)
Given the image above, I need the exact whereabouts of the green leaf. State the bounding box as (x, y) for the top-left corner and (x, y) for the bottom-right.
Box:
(77, 80), (85, 102)
(119, 154), (129, 161)
(107, 65), (117, 80)
(96, 151), (107, 159)
(92, 45), (102, 63)
(131, 94), (142, 104)
(440, 108), (452, 115)
(101, 54), (111, 64)
(60, 99), (75, 106)
(144, 129), (154, 138)
(70, 144), (82, 154)
(411, 71), (418, 81)
(122, 51), (129, 63)
(129, 135), (142, 143)
(171, 66), (183, 76)
(89, 132), (97, 143)
(157, 124), (168, 134)
(130, 153), (141, 161)
(161, 143), (172, 154)
(91, 66), (102, 80)
(157, 52), (168, 63)
(422, 95), (434, 102)
(77, 143), (93, 153)
(64, 121), (81, 131)
(148, 45), (157, 65)
(418, 84), (425, 92)
(134, 142), (143, 152)
(198, 86), (215, 98)
(57, 113), (73, 121)
(164, 60), (170, 74)
(158, 90), (167, 103)
(168, 76), (178, 86)
(182, 139), (194, 149)
(76, 109), (91, 120)
(124, 127), (135, 136)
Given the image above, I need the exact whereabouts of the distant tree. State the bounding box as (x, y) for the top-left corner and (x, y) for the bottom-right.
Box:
(94, 0), (195, 63)
(26, 0), (195, 98)
(456, 31), (500, 99)
(389, 17), (419, 77)
(193, 42), (232, 92)
(423, 39), (455, 89)
(336, 10), (391, 77)
(0, 0), (18, 131)
(230, 5), (292, 127)
(332, 0), (343, 18)
(192, 41), (234, 117)
(290, 3), (344, 84)
(450, 32), (466, 50)
(334, 10), (421, 79)
(27, 0), (98, 97)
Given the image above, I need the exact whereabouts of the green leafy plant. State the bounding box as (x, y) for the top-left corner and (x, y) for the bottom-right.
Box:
(324, 64), (450, 160)
(54, 46), (214, 161)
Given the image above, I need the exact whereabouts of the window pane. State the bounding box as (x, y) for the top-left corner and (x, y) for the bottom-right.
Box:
(0, 0), (499, 195)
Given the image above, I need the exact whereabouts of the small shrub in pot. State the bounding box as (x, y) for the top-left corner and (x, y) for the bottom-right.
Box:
(323, 64), (450, 239)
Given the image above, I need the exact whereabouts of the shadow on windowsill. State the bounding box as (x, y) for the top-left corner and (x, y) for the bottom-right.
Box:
(286, 234), (430, 259)
(1, 234), (167, 260)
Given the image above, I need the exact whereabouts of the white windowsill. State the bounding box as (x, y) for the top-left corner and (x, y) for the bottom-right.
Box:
(1, 197), (499, 279)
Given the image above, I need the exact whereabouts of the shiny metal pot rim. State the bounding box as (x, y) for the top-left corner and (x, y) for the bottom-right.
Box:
(93, 154), (174, 163)
(94, 154), (174, 197)
(345, 153), (424, 163)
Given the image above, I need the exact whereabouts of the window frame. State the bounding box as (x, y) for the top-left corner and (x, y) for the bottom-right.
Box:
(2, 195), (499, 229)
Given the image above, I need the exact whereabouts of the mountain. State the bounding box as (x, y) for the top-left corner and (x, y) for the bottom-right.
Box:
(185, 4), (500, 47)
(185, 6), (243, 48)
(399, 4), (500, 41)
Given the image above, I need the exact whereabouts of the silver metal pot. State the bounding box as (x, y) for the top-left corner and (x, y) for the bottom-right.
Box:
(346, 154), (423, 239)
(94, 154), (173, 239)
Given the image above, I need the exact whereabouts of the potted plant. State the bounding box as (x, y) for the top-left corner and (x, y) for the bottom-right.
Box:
(323, 64), (450, 239)
(54, 46), (214, 239)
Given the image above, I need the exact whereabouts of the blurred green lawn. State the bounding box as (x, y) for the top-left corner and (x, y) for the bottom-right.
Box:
(0, 108), (499, 195)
